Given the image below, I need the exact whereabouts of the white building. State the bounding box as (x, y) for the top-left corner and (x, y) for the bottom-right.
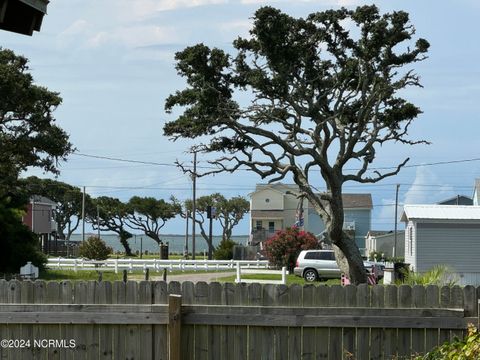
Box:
(401, 204), (480, 286)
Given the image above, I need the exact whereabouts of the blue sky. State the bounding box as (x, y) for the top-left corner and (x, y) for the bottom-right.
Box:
(2, 0), (480, 237)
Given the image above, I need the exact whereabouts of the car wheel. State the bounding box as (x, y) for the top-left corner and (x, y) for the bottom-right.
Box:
(303, 269), (318, 282)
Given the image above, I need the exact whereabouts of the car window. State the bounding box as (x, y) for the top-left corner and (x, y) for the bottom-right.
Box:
(304, 252), (335, 260)
(304, 252), (319, 260)
(319, 252), (335, 260)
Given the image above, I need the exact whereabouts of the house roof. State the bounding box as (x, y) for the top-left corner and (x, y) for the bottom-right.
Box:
(31, 195), (56, 207)
(436, 195), (473, 205)
(401, 205), (480, 222)
(253, 183), (372, 209)
(367, 230), (405, 239)
(366, 230), (391, 237)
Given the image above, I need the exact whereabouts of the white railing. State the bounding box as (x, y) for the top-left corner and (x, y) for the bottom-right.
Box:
(46, 257), (270, 273)
(235, 263), (287, 285)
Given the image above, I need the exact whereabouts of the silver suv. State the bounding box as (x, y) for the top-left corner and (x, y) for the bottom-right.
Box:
(294, 250), (383, 282)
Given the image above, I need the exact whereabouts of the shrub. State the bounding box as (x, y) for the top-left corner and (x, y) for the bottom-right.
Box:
(78, 236), (112, 260)
(264, 227), (319, 271)
(417, 324), (480, 359)
(399, 265), (458, 287)
(213, 239), (236, 260)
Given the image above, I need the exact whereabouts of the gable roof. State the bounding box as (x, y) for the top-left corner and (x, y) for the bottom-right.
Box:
(401, 204), (480, 222)
(436, 195), (473, 205)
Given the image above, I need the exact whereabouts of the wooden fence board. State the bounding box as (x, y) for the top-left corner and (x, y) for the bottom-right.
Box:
(303, 284), (317, 360)
(369, 285), (384, 360)
(450, 286), (465, 341)
(153, 282), (168, 360)
(314, 286), (329, 360)
(411, 285), (426, 357)
(194, 282), (210, 360)
(328, 285), (343, 360)
(233, 283), (248, 360)
(342, 285), (357, 360)
(425, 285), (440, 352)
(208, 283), (225, 360)
(247, 283), (263, 360)
(355, 284), (370, 360)
(288, 284), (302, 360)
(383, 285), (398, 359)
(111, 281), (126, 360)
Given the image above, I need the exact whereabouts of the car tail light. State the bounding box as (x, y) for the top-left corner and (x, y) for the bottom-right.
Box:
(295, 260), (299, 268)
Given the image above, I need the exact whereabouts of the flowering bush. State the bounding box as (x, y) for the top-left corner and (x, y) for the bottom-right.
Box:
(264, 227), (319, 271)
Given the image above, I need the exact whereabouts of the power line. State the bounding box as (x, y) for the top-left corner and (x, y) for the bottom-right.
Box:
(72, 152), (480, 172)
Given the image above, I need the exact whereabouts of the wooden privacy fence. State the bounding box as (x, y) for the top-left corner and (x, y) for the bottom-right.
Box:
(0, 280), (479, 360)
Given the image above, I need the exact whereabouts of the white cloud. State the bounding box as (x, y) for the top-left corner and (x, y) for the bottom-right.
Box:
(115, 0), (228, 21)
(403, 166), (453, 205)
(376, 166), (454, 229)
(86, 25), (177, 48)
(240, 0), (360, 5)
(57, 19), (93, 48)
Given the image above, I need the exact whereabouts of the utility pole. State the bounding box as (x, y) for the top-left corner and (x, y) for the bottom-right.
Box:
(207, 205), (214, 260)
(192, 151), (197, 260)
(393, 184), (400, 258)
(184, 209), (189, 258)
(97, 205), (100, 239)
(82, 186), (86, 242)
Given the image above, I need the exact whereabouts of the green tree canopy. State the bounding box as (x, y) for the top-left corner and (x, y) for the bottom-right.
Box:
(184, 193), (249, 259)
(0, 48), (73, 195)
(126, 196), (181, 245)
(89, 196), (133, 256)
(164, 6), (429, 284)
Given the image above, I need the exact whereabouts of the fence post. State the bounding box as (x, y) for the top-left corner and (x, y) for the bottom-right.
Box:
(73, 258), (78, 273)
(281, 267), (286, 285)
(236, 262), (241, 283)
(168, 294), (182, 360)
(114, 259), (118, 274)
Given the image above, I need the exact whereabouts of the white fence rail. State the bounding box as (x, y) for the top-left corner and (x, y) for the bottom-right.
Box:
(235, 263), (287, 285)
(47, 257), (270, 273)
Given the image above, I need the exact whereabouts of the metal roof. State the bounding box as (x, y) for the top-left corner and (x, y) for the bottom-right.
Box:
(401, 205), (480, 222)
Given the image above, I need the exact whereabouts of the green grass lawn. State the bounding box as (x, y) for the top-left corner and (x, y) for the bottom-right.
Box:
(40, 268), (236, 281)
(217, 273), (341, 286)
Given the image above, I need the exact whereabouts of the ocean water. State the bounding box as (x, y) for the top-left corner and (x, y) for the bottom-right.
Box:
(69, 233), (249, 254)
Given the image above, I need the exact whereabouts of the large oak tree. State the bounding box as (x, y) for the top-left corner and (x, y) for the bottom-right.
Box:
(0, 48), (72, 272)
(164, 6), (429, 283)
(126, 196), (181, 245)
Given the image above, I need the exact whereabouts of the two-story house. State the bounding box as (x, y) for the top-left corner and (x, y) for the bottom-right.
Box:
(249, 183), (372, 252)
(22, 195), (57, 252)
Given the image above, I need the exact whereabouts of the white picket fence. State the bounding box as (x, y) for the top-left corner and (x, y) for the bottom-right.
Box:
(46, 257), (270, 273)
(235, 263), (287, 285)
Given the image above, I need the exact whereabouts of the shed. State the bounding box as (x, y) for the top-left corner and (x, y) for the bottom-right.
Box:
(401, 204), (480, 286)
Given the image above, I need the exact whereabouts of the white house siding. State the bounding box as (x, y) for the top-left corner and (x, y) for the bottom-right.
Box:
(404, 221), (416, 269)
(415, 222), (480, 285)
(251, 189), (283, 210)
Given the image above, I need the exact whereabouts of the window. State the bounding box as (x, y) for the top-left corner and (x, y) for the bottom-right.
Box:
(268, 221), (275, 233)
(255, 221), (262, 230)
(409, 226), (413, 256)
(304, 251), (335, 260)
